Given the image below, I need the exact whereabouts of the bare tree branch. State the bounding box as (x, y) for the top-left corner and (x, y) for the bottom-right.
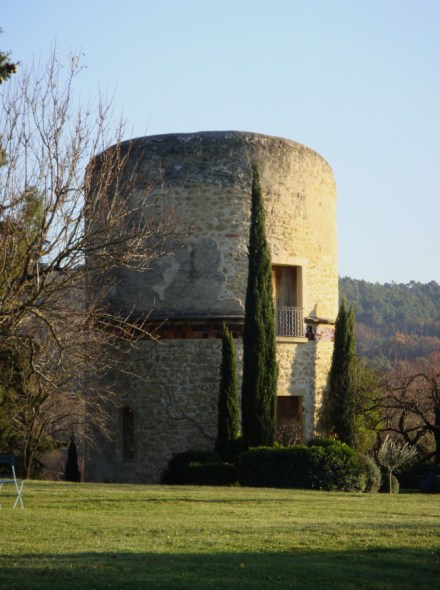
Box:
(0, 51), (178, 476)
(380, 353), (440, 464)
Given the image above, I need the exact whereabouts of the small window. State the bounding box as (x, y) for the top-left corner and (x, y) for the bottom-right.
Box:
(121, 406), (135, 459)
(272, 266), (303, 336)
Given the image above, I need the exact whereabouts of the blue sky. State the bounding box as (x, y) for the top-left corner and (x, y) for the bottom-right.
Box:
(2, 0), (439, 284)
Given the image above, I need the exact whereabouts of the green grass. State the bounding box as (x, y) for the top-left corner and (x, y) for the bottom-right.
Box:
(0, 482), (439, 589)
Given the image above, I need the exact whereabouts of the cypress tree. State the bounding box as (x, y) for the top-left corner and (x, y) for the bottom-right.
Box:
(241, 163), (278, 448)
(215, 323), (240, 461)
(325, 299), (357, 446)
(64, 434), (81, 482)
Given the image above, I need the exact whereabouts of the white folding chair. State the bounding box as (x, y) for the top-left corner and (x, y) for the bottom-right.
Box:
(0, 455), (24, 509)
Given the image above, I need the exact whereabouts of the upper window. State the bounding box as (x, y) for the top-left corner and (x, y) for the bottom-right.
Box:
(272, 266), (304, 337)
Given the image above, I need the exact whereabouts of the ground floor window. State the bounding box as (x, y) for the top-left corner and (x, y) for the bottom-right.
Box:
(276, 396), (303, 445)
(121, 406), (135, 459)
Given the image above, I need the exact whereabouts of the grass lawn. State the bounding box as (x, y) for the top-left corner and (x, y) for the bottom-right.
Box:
(0, 482), (439, 589)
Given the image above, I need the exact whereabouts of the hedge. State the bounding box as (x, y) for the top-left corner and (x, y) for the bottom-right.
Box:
(185, 462), (238, 486)
(161, 449), (220, 484)
(239, 445), (311, 488)
(239, 439), (365, 492)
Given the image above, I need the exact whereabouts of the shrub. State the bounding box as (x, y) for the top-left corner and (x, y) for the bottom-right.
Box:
(380, 474), (399, 493)
(185, 462), (238, 486)
(360, 455), (381, 493)
(216, 437), (246, 466)
(421, 473), (440, 494)
(307, 436), (339, 448)
(239, 446), (311, 488)
(308, 441), (365, 492)
(239, 441), (365, 492)
(161, 449), (220, 485)
(398, 462), (440, 490)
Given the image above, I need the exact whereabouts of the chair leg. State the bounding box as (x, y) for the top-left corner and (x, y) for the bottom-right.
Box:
(13, 481), (24, 509)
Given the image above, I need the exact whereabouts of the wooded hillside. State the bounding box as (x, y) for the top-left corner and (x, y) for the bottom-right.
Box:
(339, 278), (440, 364)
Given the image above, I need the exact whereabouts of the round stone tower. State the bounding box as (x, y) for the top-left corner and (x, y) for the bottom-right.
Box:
(85, 131), (338, 483)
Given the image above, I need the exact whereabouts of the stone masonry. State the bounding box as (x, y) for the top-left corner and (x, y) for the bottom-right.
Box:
(84, 131), (338, 483)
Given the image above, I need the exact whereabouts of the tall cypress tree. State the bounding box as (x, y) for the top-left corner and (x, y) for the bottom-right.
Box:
(325, 299), (357, 446)
(241, 163), (278, 448)
(215, 323), (240, 461)
(64, 434), (81, 482)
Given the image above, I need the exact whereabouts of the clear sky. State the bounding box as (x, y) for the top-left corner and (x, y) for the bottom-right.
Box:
(2, 0), (439, 284)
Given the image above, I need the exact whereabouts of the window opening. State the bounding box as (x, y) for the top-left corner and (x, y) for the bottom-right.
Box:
(272, 266), (303, 336)
(276, 396), (303, 445)
(121, 406), (135, 459)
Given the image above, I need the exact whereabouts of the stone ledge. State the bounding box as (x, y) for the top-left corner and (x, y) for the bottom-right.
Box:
(276, 336), (309, 344)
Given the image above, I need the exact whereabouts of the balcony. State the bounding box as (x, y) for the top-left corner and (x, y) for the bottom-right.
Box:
(276, 306), (304, 337)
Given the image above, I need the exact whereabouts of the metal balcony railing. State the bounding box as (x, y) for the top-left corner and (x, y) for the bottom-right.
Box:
(276, 306), (304, 337)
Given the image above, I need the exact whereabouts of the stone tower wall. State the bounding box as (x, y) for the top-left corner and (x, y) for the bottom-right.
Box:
(106, 132), (338, 320)
(85, 131), (338, 483)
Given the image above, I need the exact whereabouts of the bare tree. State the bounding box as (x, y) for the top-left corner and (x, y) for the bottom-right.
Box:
(380, 353), (440, 465)
(0, 52), (175, 476)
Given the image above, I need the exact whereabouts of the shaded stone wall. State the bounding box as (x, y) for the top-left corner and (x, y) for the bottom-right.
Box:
(85, 337), (333, 484)
(85, 339), (223, 483)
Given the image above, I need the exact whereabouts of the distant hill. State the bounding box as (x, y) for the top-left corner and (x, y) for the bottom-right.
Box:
(339, 277), (440, 365)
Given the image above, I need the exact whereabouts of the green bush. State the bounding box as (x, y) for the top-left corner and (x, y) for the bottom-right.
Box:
(307, 436), (339, 448)
(380, 473), (400, 493)
(185, 462), (238, 486)
(239, 441), (365, 492)
(239, 446), (311, 488)
(360, 455), (381, 493)
(421, 473), (440, 494)
(216, 437), (246, 466)
(398, 462), (440, 490)
(161, 449), (220, 484)
(308, 441), (365, 492)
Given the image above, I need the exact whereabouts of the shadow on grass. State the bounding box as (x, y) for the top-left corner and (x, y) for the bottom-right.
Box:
(1, 548), (439, 590)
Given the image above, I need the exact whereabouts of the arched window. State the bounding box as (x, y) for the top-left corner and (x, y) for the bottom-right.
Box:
(121, 406), (135, 459)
